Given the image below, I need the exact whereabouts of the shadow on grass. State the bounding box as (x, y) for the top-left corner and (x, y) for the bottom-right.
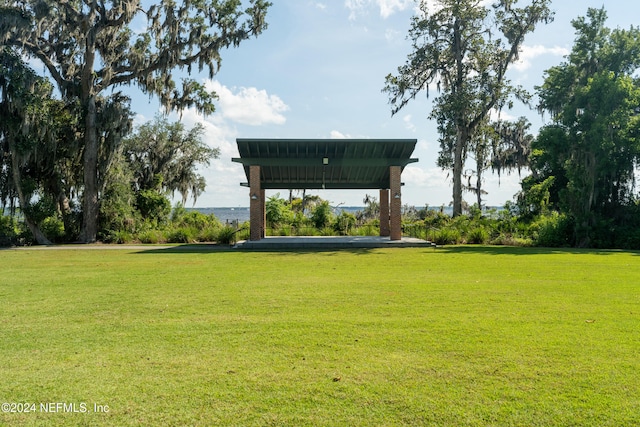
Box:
(434, 245), (640, 256)
(247, 248), (383, 256)
(4, 243), (638, 256)
(135, 244), (381, 256)
(133, 243), (640, 256)
(134, 244), (235, 254)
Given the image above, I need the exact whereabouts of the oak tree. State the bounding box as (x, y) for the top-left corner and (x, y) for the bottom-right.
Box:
(0, 0), (271, 242)
(0, 48), (55, 244)
(534, 7), (640, 246)
(122, 115), (220, 205)
(384, 0), (552, 215)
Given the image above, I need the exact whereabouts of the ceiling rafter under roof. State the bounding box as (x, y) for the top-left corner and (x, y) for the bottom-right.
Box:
(232, 139), (418, 190)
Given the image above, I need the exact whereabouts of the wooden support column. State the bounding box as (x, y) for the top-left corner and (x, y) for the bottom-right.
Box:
(379, 189), (390, 237)
(249, 165), (263, 241)
(390, 166), (402, 241)
(261, 189), (266, 238)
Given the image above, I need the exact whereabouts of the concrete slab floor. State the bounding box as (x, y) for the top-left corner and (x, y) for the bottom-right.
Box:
(233, 235), (437, 250)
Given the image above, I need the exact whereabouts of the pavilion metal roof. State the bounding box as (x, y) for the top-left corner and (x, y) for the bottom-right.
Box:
(232, 138), (418, 190)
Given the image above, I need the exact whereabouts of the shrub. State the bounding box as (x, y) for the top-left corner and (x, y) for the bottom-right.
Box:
(138, 230), (165, 244)
(236, 225), (251, 242)
(402, 223), (425, 239)
(266, 194), (293, 226)
(468, 204), (483, 220)
(531, 212), (573, 247)
(216, 226), (237, 245)
(165, 228), (194, 243)
(495, 208), (519, 235)
(100, 162), (139, 237)
(311, 201), (333, 229)
(294, 226), (319, 236)
(516, 176), (555, 219)
(349, 224), (378, 236)
(423, 210), (450, 228)
(450, 215), (472, 236)
(23, 196), (57, 225)
(197, 227), (219, 242)
(614, 226), (640, 249)
(432, 228), (461, 245)
(276, 226), (293, 236)
(104, 230), (134, 244)
(289, 211), (307, 229)
(170, 203), (188, 222)
(136, 190), (171, 224)
(320, 227), (335, 236)
(467, 227), (489, 244)
(333, 211), (356, 235)
(171, 207), (220, 229)
(490, 234), (533, 247)
(401, 205), (421, 222)
(0, 215), (19, 247)
(40, 217), (66, 243)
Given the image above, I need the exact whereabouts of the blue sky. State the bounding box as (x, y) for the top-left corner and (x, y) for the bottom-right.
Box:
(130, 0), (640, 208)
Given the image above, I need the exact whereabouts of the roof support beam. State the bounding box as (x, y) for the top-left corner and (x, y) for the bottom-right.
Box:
(240, 182), (405, 190)
(232, 157), (418, 167)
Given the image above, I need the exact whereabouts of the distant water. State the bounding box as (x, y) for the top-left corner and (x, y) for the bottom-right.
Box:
(189, 205), (467, 223)
(190, 206), (364, 224)
(193, 207), (251, 223)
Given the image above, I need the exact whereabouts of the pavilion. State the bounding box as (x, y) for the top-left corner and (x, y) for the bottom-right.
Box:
(232, 138), (418, 241)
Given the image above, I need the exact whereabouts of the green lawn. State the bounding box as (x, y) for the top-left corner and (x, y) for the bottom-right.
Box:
(1, 246), (639, 426)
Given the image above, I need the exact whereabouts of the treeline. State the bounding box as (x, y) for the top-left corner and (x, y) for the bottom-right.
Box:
(514, 8), (640, 248)
(0, 0), (271, 243)
(259, 193), (640, 249)
(0, 109), (221, 245)
(2, 4), (640, 249)
(384, 5), (640, 248)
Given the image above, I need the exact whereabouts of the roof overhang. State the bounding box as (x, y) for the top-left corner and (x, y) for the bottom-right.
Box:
(233, 138), (418, 190)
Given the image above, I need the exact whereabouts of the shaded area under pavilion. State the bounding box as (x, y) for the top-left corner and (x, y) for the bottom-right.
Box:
(232, 138), (419, 242)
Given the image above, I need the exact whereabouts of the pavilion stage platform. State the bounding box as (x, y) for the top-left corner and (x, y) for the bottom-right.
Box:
(234, 235), (436, 250)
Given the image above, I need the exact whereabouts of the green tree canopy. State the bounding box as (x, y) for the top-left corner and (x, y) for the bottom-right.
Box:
(384, 0), (553, 216)
(533, 7), (640, 246)
(0, 47), (66, 244)
(0, 0), (271, 242)
(122, 116), (220, 205)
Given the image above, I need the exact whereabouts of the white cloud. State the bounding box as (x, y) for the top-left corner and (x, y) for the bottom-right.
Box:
(329, 130), (374, 139)
(132, 113), (148, 127)
(330, 130), (352, 139)
(345, 0), (413, 20)
(205, 80), (289, 126)
(165, 107), (248, 206)
(385, 28), (402, 43)
(345, 0), (367, 20)
(514, 44), (569, 71)
(403, 114), (416, 132)
(171, 108), (238, 166)
(489, 108), (516, 122)
(417, 0), (507, 18)
(378, 0), (413, 19)
(402, 166), (449, 188)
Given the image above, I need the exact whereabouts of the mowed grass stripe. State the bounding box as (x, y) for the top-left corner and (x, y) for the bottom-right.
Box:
(1, 247), (639, 426)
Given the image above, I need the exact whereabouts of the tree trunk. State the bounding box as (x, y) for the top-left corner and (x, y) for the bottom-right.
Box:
(78, 16), (100, 244)
(9, 150), (52, 245)
(476, 168), (483, 209)
(452, 128), (465, 217)
(577, 151), (598, 248)
(451, 17), (465, 218)
(80, 95), (99, 243)
(58, 190), (74, 238)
